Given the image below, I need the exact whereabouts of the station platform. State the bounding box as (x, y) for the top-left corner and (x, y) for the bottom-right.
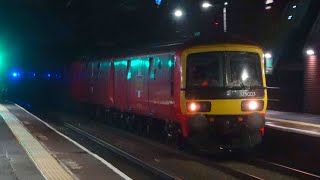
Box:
(266, 110), (320, 137)
(0, 103), (131, 180)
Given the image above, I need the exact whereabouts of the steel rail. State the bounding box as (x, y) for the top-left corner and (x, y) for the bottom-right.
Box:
(254, 159), (320, 180)
(64, 122), (265, 180)
(64, 122), (180, 180)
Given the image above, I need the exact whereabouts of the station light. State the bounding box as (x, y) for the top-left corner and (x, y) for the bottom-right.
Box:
(202, 2), (212, 9)
(265, 0), (273, 4)
(154, 0), (162, 6)
(288, 15), (293, 20)
(0, 50), (7, 72)
(265, 0), (273, 10)
(293, 5), (297, 8)
(224, 2), (228, 6)
(264, 53), (272, 59)
(306, 49), (315, 56)
(174, 9), (183, 17)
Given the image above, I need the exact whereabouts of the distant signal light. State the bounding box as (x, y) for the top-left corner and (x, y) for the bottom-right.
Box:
(11, 72), (21, 78)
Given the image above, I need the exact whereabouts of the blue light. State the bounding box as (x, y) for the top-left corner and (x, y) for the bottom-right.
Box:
(47, 73), (51, 77)
(155, 0), (162, 5)
(11, 71), (22, 79)
(11, 72), (21, 78)
(54, 73), (61, 79)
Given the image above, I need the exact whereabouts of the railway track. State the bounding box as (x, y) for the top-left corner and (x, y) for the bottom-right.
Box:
(13, 101), (319, 180)
(64, 122), (178, 180)
(249, 159), (320, 180)
(64, 122), (320, 180)
(11, 100), (320, 180)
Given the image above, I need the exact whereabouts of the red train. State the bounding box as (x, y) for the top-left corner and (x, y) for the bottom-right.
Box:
(68, 36), (267, 150)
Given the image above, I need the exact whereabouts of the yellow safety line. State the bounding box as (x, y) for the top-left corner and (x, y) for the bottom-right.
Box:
(267, 117), (320, 128)
(0, 105), (74, 180)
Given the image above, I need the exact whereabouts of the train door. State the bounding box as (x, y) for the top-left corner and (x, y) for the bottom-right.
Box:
(114, 60), (128, 112)
(127, 57), (150, 115)
(87, 62), (94, 103)
(97, 61), (108, 106)
(91, 62), (101, 104)
(78, 62), (87, 102)
(105, 61), (114, 108)
(126, 60), (132, 112)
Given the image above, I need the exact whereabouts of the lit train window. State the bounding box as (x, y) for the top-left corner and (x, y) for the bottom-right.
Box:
(127, 60), (131, 80)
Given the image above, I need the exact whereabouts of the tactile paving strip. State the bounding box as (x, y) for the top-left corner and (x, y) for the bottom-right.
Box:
(0, 105), (74, 180)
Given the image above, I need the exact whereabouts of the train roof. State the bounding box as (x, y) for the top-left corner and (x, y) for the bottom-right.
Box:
(82, 33), (261, 60)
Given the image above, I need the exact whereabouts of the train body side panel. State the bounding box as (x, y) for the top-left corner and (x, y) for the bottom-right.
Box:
(70, 63), (80, 100)
(148, 53), (176, 121)
(70, 62), (87, 102)
(97, 61), (109, 106)
(80, 63), (89, 102)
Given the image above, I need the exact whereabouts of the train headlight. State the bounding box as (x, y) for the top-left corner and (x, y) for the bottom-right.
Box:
(241, 100), (264, 111)
(187, 102), (211, 112)
(248, 101), (258, 110)
(188, 102), (200, 112)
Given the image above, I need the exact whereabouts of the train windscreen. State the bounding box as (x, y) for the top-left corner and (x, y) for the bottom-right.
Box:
(227, 52), (262, 88)
(186, 51), (262, 89)
(187, 52), (224, 88)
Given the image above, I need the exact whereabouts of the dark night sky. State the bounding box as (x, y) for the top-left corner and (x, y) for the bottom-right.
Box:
(1, 0), (317, 70)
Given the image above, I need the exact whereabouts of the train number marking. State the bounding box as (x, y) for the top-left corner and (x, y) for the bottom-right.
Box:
(240, 91), (256, 97)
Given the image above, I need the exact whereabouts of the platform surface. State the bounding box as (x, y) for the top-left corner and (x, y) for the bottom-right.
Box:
(0, 108), (44, 180)
(0, 103), (131, 180)
(267, 110), (320, 124)
(266, 110), (320, 137)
